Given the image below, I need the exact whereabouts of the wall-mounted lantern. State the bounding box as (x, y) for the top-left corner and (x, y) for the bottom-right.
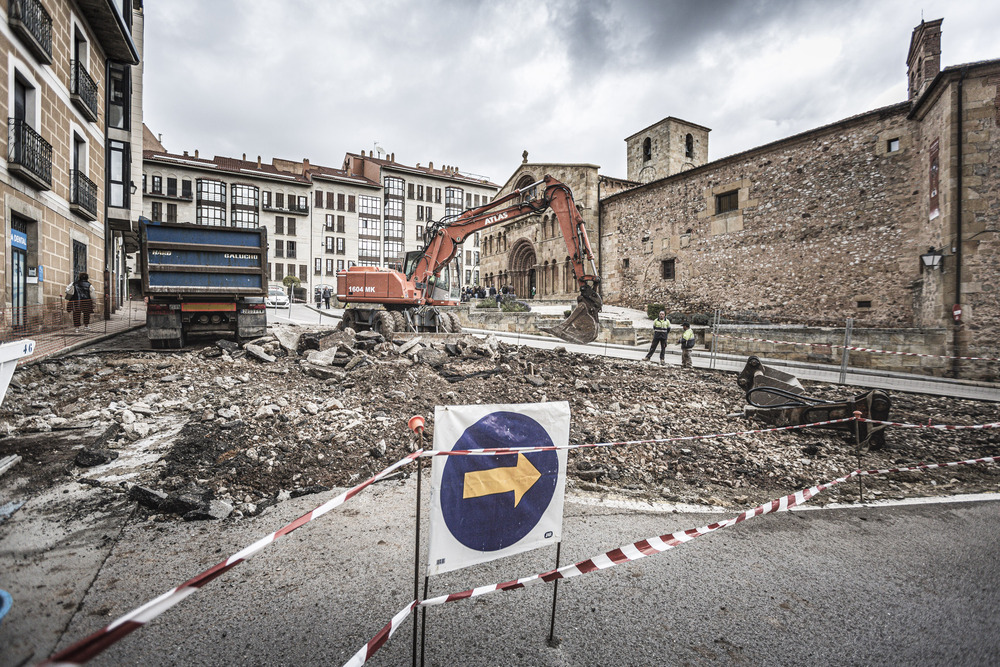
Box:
(920, 246), (943, 272)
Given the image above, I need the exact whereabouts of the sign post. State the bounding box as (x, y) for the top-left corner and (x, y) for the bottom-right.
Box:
(952, 304), (963, 323)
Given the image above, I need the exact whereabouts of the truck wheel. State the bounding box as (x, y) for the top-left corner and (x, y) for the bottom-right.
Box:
(374, 311), (395, 339)
(338, 310), (356, 332)
(390, 310), (407, 333)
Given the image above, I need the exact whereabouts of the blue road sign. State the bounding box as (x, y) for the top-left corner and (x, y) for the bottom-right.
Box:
(440, 411), (558, 552)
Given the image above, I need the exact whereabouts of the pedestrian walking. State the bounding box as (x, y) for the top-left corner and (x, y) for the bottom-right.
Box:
(680, 322), (695, 368)
(66, 272), (94, 330)
(642, 310), (671, 364)
(322, 286), (331, 309)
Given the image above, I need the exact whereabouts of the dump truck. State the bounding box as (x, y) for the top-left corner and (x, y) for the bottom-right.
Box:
(336, 175), (602, 344)
(139, 218), (268, 349)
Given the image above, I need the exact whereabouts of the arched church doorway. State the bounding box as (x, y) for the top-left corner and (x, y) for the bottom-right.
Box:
(508, 239), (536, 299)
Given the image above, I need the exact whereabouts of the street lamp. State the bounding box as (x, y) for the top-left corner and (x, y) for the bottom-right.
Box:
(920, 246), (943, 271)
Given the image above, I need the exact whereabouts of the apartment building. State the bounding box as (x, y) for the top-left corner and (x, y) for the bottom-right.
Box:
(343, 151), (498, 286)
(2, 0), (140, 330)
(140, 150), (317, 292)
(141, 146), (499, 299)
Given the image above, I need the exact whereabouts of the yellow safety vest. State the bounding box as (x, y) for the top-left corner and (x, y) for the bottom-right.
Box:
(682, 329), (694, 341)
(653, 318), (670, 330)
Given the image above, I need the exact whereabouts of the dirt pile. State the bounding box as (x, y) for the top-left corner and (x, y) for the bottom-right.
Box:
(1, 324), (998, 522)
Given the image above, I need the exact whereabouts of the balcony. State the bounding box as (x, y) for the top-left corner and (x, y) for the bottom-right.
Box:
(70, 60), (99, 123)
(288, 202), (309, 214)
(9, 0), (52, 65)
(8, 118), (52, 190)
(70, 170), (98, 220)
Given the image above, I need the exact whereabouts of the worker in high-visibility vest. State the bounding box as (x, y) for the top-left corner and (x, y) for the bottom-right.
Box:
(680, 322), (695, 369)
(643, 310), (671, 365)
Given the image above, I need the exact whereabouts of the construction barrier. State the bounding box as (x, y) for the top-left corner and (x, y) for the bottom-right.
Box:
(714, 333), (1000, 363)
(345, 452), (1000, 666)
(45, 416), (1000, 665)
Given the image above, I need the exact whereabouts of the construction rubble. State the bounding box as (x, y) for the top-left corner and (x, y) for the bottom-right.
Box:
(0, 324), (998, 522)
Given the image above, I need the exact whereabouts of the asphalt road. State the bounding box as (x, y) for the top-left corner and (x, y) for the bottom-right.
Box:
(15, 474), (998, 667)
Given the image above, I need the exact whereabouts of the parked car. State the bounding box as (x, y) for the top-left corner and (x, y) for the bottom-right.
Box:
(265, 286), (290, 308)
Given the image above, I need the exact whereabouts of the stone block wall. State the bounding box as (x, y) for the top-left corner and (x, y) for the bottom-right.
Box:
(602, 103), (931, 330)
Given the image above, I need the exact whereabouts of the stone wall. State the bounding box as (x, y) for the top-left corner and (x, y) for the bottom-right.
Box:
(602, 103), (933, 330)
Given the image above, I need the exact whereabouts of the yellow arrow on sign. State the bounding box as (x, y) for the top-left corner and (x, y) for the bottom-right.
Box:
(463, 453), (541, 507)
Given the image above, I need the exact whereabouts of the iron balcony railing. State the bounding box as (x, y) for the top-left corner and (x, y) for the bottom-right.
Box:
(8, 118), (52, 189)
(9, 0), (52, 64)
(70, 170), (98, 218)
(70, 60), (99, 122)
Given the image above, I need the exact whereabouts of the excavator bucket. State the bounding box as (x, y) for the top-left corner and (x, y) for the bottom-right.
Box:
(540, 284), (602, 345)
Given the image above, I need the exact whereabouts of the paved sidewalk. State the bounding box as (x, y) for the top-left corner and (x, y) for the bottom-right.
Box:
(9, 300), (147, 366)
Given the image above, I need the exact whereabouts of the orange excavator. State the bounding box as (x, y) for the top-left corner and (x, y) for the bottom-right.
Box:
(336, 175), (602, 344)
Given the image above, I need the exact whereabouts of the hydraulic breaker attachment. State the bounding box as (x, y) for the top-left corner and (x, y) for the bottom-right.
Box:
(540, 282), (602, 345)
(738, 356), (892, 450)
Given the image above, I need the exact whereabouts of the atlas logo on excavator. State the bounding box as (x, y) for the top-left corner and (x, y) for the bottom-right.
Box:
(483, 212), (509, 226)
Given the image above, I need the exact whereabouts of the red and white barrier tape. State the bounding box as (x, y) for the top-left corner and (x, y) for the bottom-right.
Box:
(714, 333), (1000, 362)
(346, 454), (999, 666)
(858, 417), (1000, 431)
(44, 451), (422, 666)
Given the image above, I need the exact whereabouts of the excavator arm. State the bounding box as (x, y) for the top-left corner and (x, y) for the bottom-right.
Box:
(413, 175), (602, 343)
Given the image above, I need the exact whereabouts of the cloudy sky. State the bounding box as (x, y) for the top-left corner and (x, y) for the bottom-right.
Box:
(142, 0), (999, 185)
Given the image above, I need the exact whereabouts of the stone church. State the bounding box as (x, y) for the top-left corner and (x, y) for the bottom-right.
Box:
(481, 18), (999, 364)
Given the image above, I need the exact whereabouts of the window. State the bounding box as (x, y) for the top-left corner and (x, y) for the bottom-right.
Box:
(425, 206), (432, 221)
(359, 238), (380, 258)
(417, 205), (424, 221)
(325, 236), (334, 252)
(337, 193), (345, 211)
(326, 259), (334, 274)
(275, 192), (284, 209)
(107, 140), (129, 207)
(466, 193), (472, 208)
(262, 190), (271, 208)
(287, 218), (296, 235)
(416, 225), (424, 241)
(385, 220), (403, 239)
(857, 300), (872, 309)
(108, 64), (129, 129)
(715, 190), (738, 215)
(466, 250), (472, 264)
(337, 260), (345, 272)
(661, 259), (675, 280)
(685, 133), (694, 158)
(151, 175), (162, 193)
(466, 270), (472, 283)
(445, 187), (463, 207)
(287, 263), (294, 278)
(474, 232), (480, 247)
(142, 173), (146, 192)
(275, 217), (284, 235)
(474, 251), (479, 264)
(642, 137), (652, 161)
(384, 176), (404, 197)
(359, 216), (380, 236)
(151, 201), (162, 221)
(325, 214), (334, 230)
(417, 185), (424, 200)
(337, 215), (345, 233)
(474, 194), (480, 207)
(299, 265), (307, 282)
(314, 257), (322, 274)
(198, 179), (226, 203)
(358, 195), (380, 216)
(197, 203), (225, 226)
(232, 208), (258, 228)
(275, 264), (284, 280)
(336, 237), (345, 254)
(267, 263), (272, 280)
(326, 192), (335, 209)
(231, 184), (259, 207)
(384, 241), (404, 262)
(167, 177), (177, 196)
(275, 240), (284, 257)
(315, 190), (323, 207)
(408, 183), (414, 199)
(297, 195), (308, 211)
(435, 188), (441, 203)
(182, 179), (192, 198)
(887, 138), (900, 153)
(384, 198), (403, 219)
(623, 258), (630, 269)
(347, 195), (355, 212)
(167, 203), (177, 223)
